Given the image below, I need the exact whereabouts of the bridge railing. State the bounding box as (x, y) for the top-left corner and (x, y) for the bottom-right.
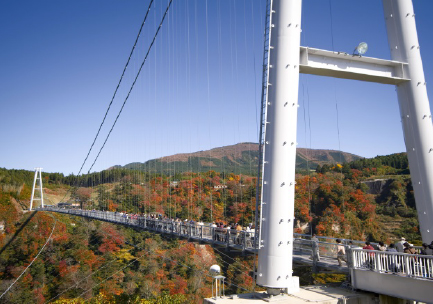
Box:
(293, 238), (348, 261)
(39, 207), (425, 267)
(352, 248), (433, 279)
(37, 207), (346, 257)
(40, 207), (260, 251)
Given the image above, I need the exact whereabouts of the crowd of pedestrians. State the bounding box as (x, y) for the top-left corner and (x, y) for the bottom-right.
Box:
(117, 212), (258, 247)
(330, 236), (433, 279)
(48, 205), (433, 276)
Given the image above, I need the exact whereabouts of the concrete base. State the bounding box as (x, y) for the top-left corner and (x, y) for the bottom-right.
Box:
(284, 276), (300, 294)
(203, 285), (376, 303)
(351, 268), (433, 303)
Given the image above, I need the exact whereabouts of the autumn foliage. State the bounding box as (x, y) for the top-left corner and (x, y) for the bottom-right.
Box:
(0, 152), (421, 302)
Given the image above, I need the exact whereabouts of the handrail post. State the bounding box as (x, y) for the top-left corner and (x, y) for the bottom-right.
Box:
(350, 248), (356, 269)
(405, 256), (411, 276)
(188, 224), (191, 240)
(226, 229), (230, 249)
(312, 240), (318, 273)
(346, 248), (352, 269)
(375, 251), (380, 272)
(243, 231), (246, 252)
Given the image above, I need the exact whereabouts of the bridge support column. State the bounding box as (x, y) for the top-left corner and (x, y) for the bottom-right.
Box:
(383, 0), (433, 243)
(256, 0), (301, 293)
(29, 167), (44, 210)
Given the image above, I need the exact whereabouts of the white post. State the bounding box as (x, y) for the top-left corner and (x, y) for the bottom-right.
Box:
(29, 169), (38, 211)
(29, 168), (44, 211)
(39, 168), (44, 208)
(383, 0), (433, 244)
(256, 0), (301, 293)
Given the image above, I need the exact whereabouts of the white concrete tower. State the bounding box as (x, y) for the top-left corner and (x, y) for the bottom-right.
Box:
(383, 0), (433, 244)
(29, 167), (44, 210)
(257, 0), (301, 293)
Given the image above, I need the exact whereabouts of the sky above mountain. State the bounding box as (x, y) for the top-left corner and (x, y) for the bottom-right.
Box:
(1, 0), (432, 175)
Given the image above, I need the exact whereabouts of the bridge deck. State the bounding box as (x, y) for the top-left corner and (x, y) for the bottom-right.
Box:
(40, 207), (349, 272)
(39, 207), (433, 302)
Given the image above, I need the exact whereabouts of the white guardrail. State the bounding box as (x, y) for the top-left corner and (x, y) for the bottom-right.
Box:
(39, 206), (432, 281)
(39, 207), (258, 251)
(352, 248), (433, 279)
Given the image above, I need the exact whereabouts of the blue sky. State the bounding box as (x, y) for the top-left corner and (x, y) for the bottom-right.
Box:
(1, 0), (432, 175)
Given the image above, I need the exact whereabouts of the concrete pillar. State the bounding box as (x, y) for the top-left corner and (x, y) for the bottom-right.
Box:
(382, 0), (433, 244)
(256, 0), (302, 293)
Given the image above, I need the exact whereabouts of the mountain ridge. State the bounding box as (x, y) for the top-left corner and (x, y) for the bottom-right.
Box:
(117, 142), (362, 175)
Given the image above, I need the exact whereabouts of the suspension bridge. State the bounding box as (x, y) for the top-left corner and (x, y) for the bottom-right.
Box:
(36, 205), (433, 303)
(37, 206), (351, 271)
(2, 0), (433, 303)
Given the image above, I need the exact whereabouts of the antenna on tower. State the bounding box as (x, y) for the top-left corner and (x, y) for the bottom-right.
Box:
(29, 168), (44, 211)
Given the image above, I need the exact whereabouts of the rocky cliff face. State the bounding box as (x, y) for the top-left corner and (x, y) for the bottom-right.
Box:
(361, 179), (392, 195)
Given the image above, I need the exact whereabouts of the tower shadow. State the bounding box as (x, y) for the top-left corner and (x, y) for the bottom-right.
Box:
(0, 211), (38, 256)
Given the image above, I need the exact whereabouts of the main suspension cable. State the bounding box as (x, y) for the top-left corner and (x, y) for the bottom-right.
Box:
(77, 0), (155, 176)
(86, 0), (174, 174)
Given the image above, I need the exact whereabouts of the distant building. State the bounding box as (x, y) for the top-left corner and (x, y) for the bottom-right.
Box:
(58, 202), (80, 209)
(214, 185), (227, 190)
(170, 181), (179, 187)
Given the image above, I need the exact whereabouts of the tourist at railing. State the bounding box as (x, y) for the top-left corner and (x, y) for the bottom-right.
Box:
(395, 237), (407, 253)
(402, 243), (421, 276)
(362, 241), (375, 269)
(210, 222), (217, 240)
(225, 224), (231, 243)
(363, 241), (374, 251)
(422, 242), (433, 255)
(420, 243), (430, 255)
(182, 219), (188, 234)
(245, 224), (254, 248)
(336, 239), (347, 267)
(403, 242), (416, 255)
(377, 241), (387, 252)
(386, 243), (397, 253)
(216, 223), (224, 242)
(175, 218), (181, 233)
(196, 220), (204, 236)
(235, 223), (242, 245)
(348, 241), (361, 249)
(384, 244), (399, 272)
(311, 234), (320, 262)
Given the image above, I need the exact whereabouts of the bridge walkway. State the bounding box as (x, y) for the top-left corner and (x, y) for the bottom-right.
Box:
(39, 207), (433, 302)
(39, 207), (348, 272)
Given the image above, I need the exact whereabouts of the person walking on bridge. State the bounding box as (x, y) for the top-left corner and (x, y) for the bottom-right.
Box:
(336, 239), (346, 267)
(362, 241), (375, 269)
(311, 234), (320, 261)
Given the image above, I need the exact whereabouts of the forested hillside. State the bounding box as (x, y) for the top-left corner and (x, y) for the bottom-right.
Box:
(0, 211), (226, 303)
(0, 151), (421, 303)
(119, 143), (361, 175)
